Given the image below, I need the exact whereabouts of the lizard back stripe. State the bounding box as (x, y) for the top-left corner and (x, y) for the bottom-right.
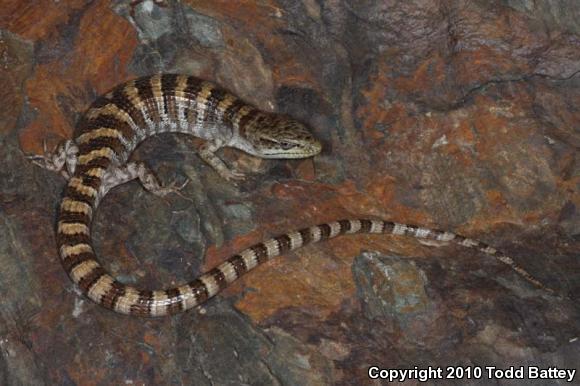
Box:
(338, 219), (351, 233)
(75, 157), (111, 178)
(57, 230), (92, 247)
(184, 76), (204, 97)
(130, 290), (154, 315)
(63, 186), (94, 207)
(189, 279), (209, 304)
(359, 219), (372, 233)
(250, 243), (269, 264)
(61, 251), (94, 273)
(205, 87), (228, 124)
(164, 288), (184, 314)
(100, 280), (126, 310)
(382, 221), (395, 233)
(111, 84), (147, 139)
(299, 227), (312, 245)
(160, 74), (179, 116)
(182, 77), (205, 128)
(59, 209), (91, 225)
(223, 98), (247, 124)
(77, 265), (107, 293)
(77, 133), (125, 155)
(318, 223), (332, 240)
(228, 254), (247, 277)
(274, 234), (292, 254)
(135, 76), (157, 122)
(207, 267), (228, 290)
(78, 114), (136, 148)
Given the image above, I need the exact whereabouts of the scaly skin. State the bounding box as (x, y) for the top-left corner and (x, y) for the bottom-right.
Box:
(29, 74), (554, 316)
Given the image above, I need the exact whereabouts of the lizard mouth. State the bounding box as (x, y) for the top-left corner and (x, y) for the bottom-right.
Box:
(262, 141), (322, 158)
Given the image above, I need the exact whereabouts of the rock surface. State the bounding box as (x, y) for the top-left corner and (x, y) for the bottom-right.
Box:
(0, 1), (579, 385)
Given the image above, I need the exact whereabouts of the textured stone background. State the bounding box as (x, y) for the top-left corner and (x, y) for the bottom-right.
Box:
(1, 1), (579, 385)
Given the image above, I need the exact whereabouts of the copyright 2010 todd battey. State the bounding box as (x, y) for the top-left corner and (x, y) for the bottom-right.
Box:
(367, 365), (577, 383)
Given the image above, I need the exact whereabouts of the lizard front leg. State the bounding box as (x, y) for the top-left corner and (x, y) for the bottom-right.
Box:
(198, 141), (246, 181)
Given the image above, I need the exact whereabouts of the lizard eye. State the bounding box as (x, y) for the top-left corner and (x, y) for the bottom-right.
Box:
(279, 141), (296, 150)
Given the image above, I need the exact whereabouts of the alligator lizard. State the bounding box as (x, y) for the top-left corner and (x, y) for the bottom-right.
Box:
(29, 74), (554, 316)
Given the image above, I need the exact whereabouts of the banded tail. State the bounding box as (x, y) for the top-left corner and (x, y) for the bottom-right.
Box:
(46, 74), (554, 317)
(57, 210), (553, 317)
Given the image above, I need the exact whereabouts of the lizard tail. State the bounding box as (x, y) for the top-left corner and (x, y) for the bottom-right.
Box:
(57, 191), (555, 317)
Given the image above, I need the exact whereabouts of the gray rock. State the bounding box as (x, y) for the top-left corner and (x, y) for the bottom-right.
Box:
(353, 252), (430, 322)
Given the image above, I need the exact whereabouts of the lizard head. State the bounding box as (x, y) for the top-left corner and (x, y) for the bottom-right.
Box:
(241, 114), (322, 159)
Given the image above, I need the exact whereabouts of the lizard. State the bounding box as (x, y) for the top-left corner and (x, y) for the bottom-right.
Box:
(28, 74), (555, 317)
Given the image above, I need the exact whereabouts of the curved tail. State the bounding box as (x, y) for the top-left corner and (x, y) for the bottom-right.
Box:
(57, 177), (554, 317)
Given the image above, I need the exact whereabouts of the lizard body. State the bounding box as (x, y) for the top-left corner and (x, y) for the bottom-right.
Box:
(29, 74), (553, 316)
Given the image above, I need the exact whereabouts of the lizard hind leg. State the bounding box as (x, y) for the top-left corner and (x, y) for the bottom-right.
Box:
(98, 162), (188, 204)
(27, 139), (79, 179)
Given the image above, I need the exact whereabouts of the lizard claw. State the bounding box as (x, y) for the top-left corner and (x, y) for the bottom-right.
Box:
(169, 178), (190, 198)
(26, 139), (77, 179)
(153, 178), (190, 198)
(26, 140), (67, 175)
(220, 168), (246, 182)
(155, 178), (193, 205)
